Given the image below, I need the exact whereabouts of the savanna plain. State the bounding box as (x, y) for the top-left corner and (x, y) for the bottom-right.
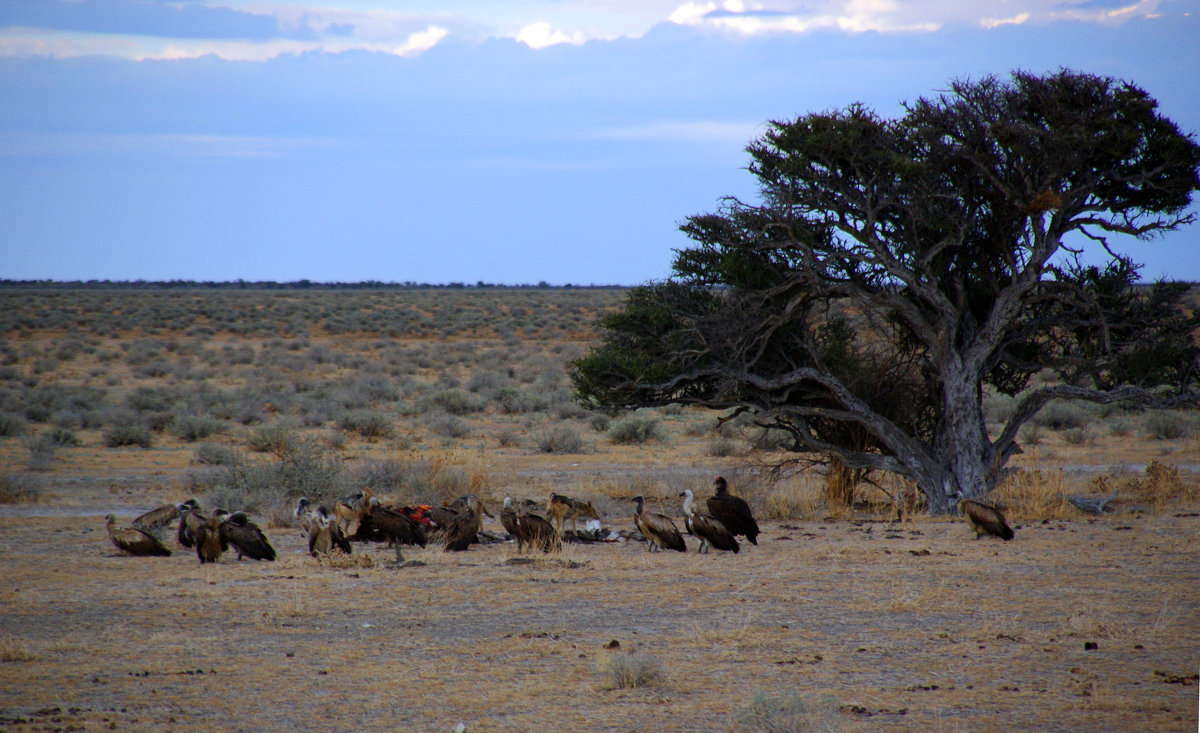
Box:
(0, 285), (1197, 732)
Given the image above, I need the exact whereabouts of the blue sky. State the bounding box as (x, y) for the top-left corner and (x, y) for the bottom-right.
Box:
(1, 0), (1198, 284)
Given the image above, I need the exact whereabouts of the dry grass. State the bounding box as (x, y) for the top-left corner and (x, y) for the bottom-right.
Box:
(0, 290), (1198, 731)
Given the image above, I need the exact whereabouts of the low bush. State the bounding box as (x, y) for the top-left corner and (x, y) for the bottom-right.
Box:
(602, 653), (664, 690)
(104, 424), (153, 448)
(0, 472), (44, 503)
(1032, 401), (1090, 431)
(607, 415), (664, 445)
(337, 410), (395, 440)
(535, 426), (586, 454)
(172, 415), (225, 442)
(193, 442), (240, 466)
(0, 412), (28, 438)
(729, 690), (837, 733)
(1144, 410), (1196, 441)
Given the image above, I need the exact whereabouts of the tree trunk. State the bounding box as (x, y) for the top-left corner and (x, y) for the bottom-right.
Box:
(927, 364), (993, 514)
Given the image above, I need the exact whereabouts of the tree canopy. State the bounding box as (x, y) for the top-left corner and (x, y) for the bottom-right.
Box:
(571, 70), (1200, 513)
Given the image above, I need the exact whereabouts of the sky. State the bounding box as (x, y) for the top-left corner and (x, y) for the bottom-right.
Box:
(1, 0), (1198, 285)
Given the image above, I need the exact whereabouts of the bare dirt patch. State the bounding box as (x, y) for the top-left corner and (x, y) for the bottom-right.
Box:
(0, 500), (1197, 731)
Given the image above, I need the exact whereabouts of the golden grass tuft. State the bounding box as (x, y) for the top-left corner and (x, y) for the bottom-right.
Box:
(0, 636), (38, 662)
(993, 469), (1073, 520)
(599, 651), (665, 690)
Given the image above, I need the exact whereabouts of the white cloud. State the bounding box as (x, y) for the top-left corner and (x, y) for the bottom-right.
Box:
(669, 2), (717, 26)
(514, 22), (588, 48)
(0, 23), (449, 61)
(982, 12), (1031, 28)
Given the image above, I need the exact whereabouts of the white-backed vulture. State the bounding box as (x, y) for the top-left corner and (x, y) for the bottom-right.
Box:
(953, 491), (1015, 541)
(132, 498), (197, 537)
(706, 477), (759, 545)
(349, 498), (427, 562)
(680, 489), (739, 554)
(105, 514), (172, 557)
(220, 511), (276, 561)
(631, 495), (686, 553)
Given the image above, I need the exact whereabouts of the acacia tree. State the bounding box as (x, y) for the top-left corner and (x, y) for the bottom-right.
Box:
(572, 70), (1200, 513)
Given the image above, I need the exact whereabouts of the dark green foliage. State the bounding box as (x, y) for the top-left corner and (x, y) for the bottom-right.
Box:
(104, 424), (154, 448)
(571, 70), (1200, 510)
(0, 412), (28, 437)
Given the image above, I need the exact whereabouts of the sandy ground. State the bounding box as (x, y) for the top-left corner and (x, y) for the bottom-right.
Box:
(1, 476), (1197, 732)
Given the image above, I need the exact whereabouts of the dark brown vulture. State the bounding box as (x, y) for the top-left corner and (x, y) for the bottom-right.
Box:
(195, 515), (226, 564)
(446, 493), (494, 519)
(350, 498), (427, 562)
(132, 498), (197, 537)
(220, 511), (276, 561)
(680, 489), (739, 554)
(706, 477), (759, 545)
(631, 495), (686, 553)
(954, 491), (1015, 541)
(177, 505), (209, 549)
(502, 497), (560, 553)
(105, 514), (172, 557)
(442, 495), (483, 552)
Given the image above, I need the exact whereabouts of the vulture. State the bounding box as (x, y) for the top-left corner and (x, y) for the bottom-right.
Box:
(680, 489), (739, 554)
(350, 498), (427, 562)
(304, 504), (352, 556)
(442, 495), (484, 552)
(446, 493), (494, 519)
(502, 497), (560, 553)
(105, 514), (172, 557)
(706, 477), (759, 545)
(953, 491), (1015, 541)
(220, 511), (276, 561)
(631, 495), (686, 553)
(195, 515), (226, 564)
(177, 505), (210, 549)
(132, 498), (198, 537)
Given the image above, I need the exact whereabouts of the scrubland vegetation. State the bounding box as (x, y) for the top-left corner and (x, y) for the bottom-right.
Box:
(0, 284), (1197, 731)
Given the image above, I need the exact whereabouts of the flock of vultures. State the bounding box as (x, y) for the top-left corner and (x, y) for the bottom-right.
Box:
(103, 475), (1016, 564)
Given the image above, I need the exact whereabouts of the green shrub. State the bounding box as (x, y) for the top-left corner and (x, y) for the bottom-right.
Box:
(0, 473), (44, 503)
(1144, 410), (1196, 440)
(337, 410), (395, 440)
(425, 413), (470, 439)
(246, 422), (299, 456)
(0, 412), (28, 438)
(535, 426), (585, 454)
(423, 388), (484, 415)
(171, 415), (225, 442)
(193, 442), (239, 466)
(1032, 401), (1090, 431)
(104, 424), (153, 448)
(607, 415), (664, 445)
(46, 427), (79, 446)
